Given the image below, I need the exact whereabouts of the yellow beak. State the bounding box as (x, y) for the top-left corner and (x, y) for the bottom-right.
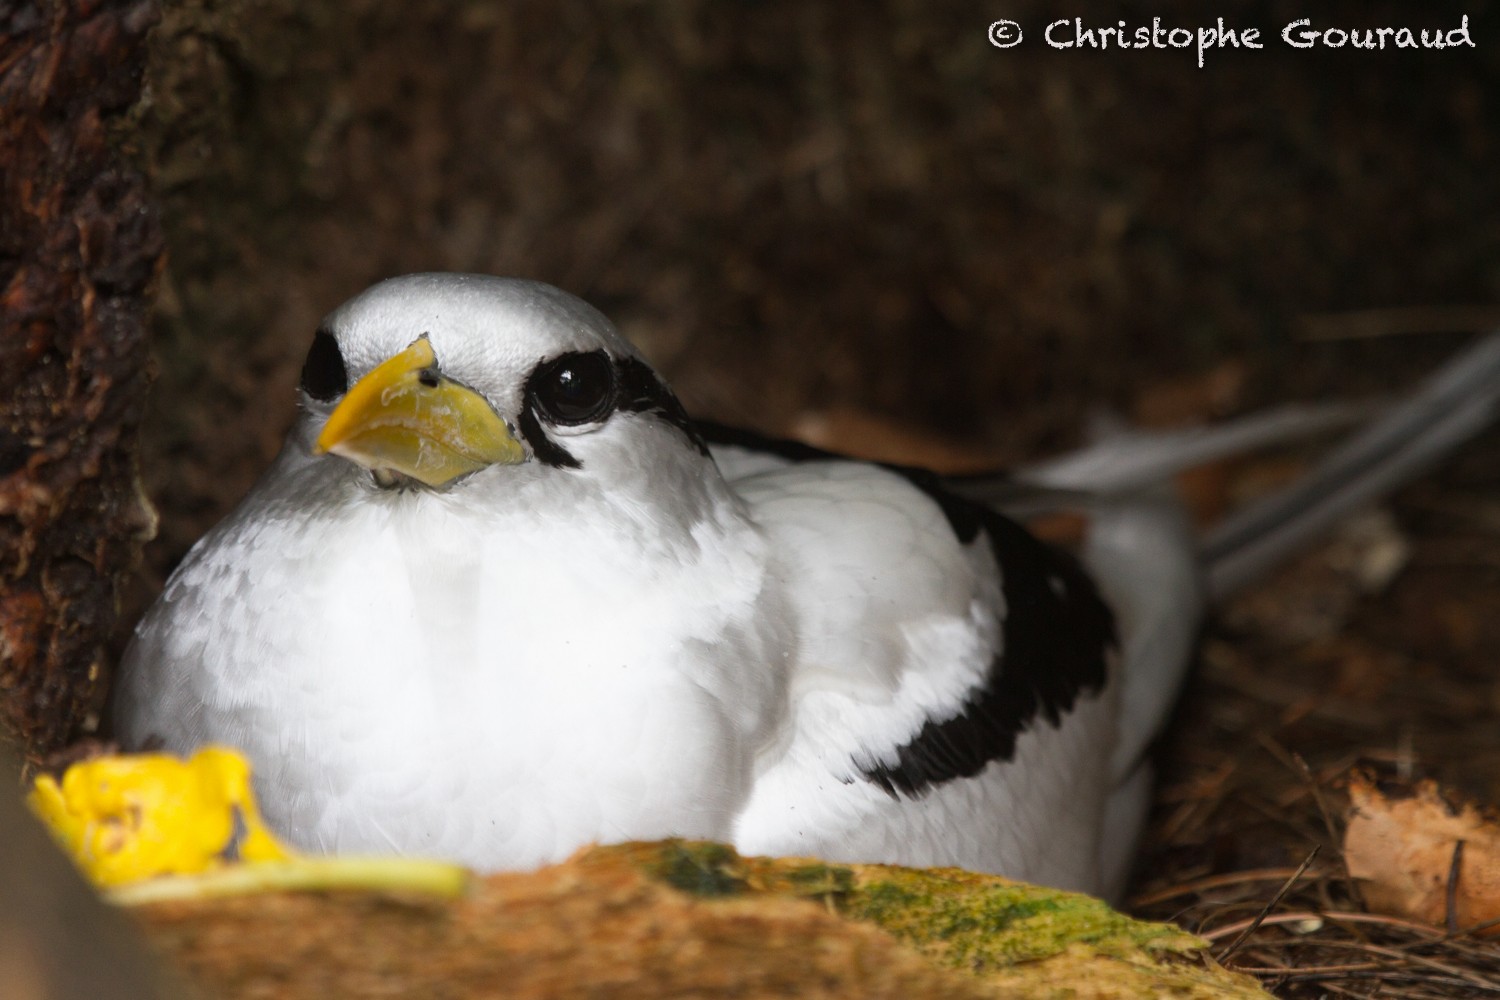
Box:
(313, 335), (525, 487)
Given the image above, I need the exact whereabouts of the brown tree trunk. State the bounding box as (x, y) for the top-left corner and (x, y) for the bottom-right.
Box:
(0, 0), (163, 764)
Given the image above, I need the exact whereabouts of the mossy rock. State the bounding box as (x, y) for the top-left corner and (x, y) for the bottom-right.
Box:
(587, 840), (1271, 999)
(134, 838), (1269, 999)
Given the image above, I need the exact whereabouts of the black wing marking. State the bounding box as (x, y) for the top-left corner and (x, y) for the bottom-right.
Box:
(701, 421), (1115, 797)
(859, 508), (1116, 798)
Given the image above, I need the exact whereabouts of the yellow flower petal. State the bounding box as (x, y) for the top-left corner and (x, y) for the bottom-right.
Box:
(26, 746), (295, 887)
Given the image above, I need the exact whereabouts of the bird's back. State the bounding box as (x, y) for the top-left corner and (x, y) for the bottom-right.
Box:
(709, 432), (1133, 892)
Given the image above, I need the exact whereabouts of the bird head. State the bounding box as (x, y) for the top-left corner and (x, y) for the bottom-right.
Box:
(298, 274), (709, 490)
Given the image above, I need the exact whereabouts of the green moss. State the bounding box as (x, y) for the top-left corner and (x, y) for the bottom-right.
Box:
(610, 842), (1266, 997)
(779, 860), (856, 899)
(629, 844), (1200, 969)
(843, 867), (1200, 972)
(645, 841), (749, 897)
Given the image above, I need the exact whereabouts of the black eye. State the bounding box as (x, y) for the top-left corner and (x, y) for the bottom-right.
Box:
(300, 329), (347, 401)
(527, 351), (617, 426)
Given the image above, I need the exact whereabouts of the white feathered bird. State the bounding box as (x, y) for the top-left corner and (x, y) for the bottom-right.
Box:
(115, 274), (1500, 898)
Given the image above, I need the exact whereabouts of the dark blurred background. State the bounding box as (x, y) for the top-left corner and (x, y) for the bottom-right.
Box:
(138, 0), (1500, 581)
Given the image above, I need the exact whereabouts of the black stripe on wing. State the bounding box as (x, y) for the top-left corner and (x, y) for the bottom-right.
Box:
(701, 420), (1115, 797)
(859, 508), (1116, 799)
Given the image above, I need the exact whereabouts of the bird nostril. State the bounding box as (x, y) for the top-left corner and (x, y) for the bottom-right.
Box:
(417, 368), (440, 388)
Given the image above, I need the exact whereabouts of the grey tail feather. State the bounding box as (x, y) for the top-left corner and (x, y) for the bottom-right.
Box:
(948, 331), (1500, 606)
(1202, 331), (1500, 602)
(1010, 401), (1378, 495)
(946, 401), (1376, 514)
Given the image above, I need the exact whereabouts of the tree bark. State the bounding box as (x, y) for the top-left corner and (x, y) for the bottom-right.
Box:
(0, 0), (162, 763)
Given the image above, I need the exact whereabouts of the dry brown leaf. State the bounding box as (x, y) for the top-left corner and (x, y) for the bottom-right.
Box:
(1344, 767), (1500, 934)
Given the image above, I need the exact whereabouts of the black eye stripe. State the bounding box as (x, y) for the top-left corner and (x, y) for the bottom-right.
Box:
(614, 356), (709, 457)
(526, 351), (617, 427)
(300, 328), (348, 401)
(516, 351), (709, 470)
